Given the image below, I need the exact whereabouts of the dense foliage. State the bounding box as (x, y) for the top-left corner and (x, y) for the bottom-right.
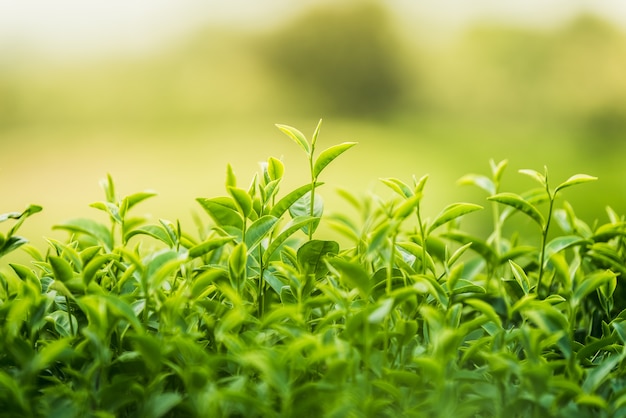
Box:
(1, 122), (626, 417)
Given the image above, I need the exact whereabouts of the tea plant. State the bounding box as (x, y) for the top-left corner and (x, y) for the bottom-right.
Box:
(1, 122), (626, 418)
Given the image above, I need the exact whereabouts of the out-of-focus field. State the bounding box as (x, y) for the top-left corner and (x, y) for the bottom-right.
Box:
(2, 3), (626, 262)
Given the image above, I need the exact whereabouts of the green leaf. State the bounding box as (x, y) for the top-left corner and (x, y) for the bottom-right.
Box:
(509, 260), (530, 295)
(464, 298), (502, 328)
(49, 256), (74, 283)
(228, 186), (254, 219)
(188, 236), (234, 259)
(276, 124), (310, 155)
(490, 159), (508, 183)
(122, 191), (157, 211)
(428, 202), (483, 234)
(327, 258), (371, 298)
(245, 215), (279, 252)
(90, 201), (123, 224)
(297, 239), (339, 279)
(413, 274), (449, 309)
(582, 354), (621, 393)
(555, 174), (597, 193)
(368, 298), (394, 324)
(289, 191), (323, 234)
(380, 177), (413, 198)
(488, 192), (545, 228)
(225, 163), (237, 188)
(125, 224), (175, 247)
(543, 235), (586, 267)
(196, 196), (243, 229)
(442, 231), (497, 265)
(263, 216), (317, 264)
(573, 270), (618, 306)
(313, 142), (357, 179)
(270, 182), (323, 219)
(229, 242), (248, 288)
(519, 168), (546, 187)
(457, 174), (495, 195)
(0, 236), (29, 258)
(82, 254), (115, 286)
(311, 118), (323, 148)
(267, 157), (284, 181)
(393, 193), (422, 221)
(53, 218), (113, 251)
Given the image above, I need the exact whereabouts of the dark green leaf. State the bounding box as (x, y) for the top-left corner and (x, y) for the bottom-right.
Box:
(297, 239), (339, 278)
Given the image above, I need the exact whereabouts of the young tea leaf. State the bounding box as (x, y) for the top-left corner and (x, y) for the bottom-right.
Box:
(276, 124), (310, 155)
(270, 183), (323, 219)
(312, 142), (357, 179)
(428, 203), (483, 234)
(555, 174), (598, 193)
(488, 192), (545, 228)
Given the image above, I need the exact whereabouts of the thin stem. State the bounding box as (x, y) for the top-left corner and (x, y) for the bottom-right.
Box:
(416, 208), (427, 275)
(65, 295), (74, 336)
(538, 191), (555, 297)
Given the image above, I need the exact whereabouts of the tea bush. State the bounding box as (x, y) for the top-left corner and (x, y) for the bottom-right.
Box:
(1, 121), (626, 417)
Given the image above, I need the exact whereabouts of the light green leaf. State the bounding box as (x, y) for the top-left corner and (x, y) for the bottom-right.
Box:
(225, 163), (237, 188)
(519, 168), (546, 187)
(313, 142), (357, 179)
(228, 186), (254, 219)
(122, 191), (157, 211)
(245, 215), (278, 252)
(53, 218), (114, 251)
(270, 182), (323, 219)
(327, 258), (371, 298)
(267, 157), (284, 181)
(380, 177), (413, 198)
(457, 174), (495, 195)
(276, 124), (310, 155)
(509, 260), (530, 295)
(543, 235), (586, 267)
(188, 236), (234, 259)
(49, 255), (74, 283)
(555, 174), (597, 193)
(428, 202), (483, 234)
(196, 197), (243, 229)
(574, 270), (618, 306)
(125, 224), (175, 247)
(488, 192), (545, 228)
(263, 216), (317, 264)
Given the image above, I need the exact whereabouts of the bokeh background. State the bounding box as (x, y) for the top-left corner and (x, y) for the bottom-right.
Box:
(2, 0), (626, 259)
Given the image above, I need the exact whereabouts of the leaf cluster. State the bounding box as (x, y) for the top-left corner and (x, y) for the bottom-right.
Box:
(1, 124), (626, 417)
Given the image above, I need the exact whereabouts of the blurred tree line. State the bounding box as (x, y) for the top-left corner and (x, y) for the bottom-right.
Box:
(1, 2), (625, 148)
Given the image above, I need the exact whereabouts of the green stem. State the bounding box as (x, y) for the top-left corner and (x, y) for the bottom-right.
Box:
(258, 245), (265, 318)
(416, 208), (427, 275)
(538, 192), (555, 297)
(65, 295), (74, 336)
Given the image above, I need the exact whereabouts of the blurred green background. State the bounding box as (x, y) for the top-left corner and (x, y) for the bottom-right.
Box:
(2, 1), (626, 258)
